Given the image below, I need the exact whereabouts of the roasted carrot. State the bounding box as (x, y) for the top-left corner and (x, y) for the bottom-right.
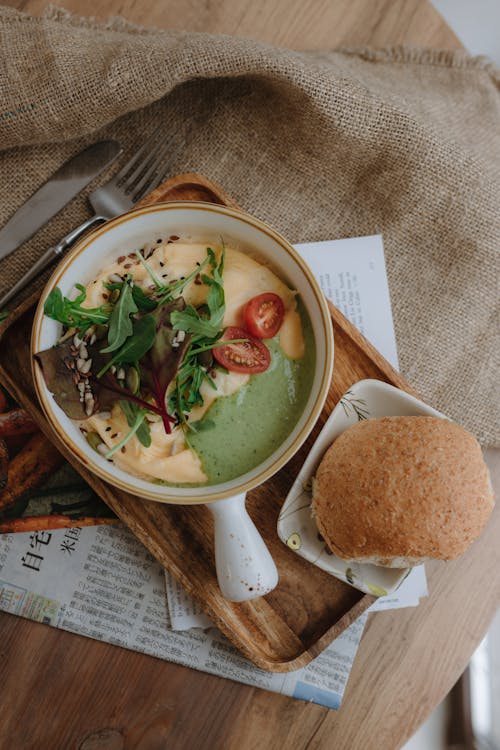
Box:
(0, 438), (8, 489)
(0, 515), (120, 533)
(0, 432), (64, 512)
(0, 408), (38, 437)
(3, 433), (32, 458)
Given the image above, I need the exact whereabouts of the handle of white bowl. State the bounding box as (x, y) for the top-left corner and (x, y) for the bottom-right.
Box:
(207, 494), (278, 602)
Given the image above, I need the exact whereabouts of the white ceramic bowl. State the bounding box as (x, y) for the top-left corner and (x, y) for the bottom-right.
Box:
(32, 202), (334, 601)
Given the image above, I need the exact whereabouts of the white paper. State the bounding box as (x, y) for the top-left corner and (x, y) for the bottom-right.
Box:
(164, 572), (213, 630)
(295, 235), (399, 369)
(369, 566), (428, 612)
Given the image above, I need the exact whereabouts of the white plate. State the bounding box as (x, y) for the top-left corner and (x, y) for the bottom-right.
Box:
(277, 378), (447, 596)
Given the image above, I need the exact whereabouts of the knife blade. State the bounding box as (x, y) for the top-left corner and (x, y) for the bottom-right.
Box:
(0, 140), (122, 262)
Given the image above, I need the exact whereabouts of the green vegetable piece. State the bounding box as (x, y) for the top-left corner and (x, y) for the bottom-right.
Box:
(100, 283), (138, 354)
(43, 285), (111, 331)
(86, 431), (103, 452)
(125, 366), (140, 395)
(105, 400), (151, 457)
(132, 285), (158, 311)
(97, 314), (156, 377)
(170, 243), (226, 338)
(119, 400), (152, 448)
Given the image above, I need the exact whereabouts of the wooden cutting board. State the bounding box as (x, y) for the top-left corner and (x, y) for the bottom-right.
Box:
(0, 172), (418, 671)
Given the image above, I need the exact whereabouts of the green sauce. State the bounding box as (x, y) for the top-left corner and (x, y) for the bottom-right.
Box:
(187, 304), (315, 485)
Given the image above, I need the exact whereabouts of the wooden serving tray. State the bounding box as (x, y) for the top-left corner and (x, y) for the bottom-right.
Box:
(0, 173), (418, 672)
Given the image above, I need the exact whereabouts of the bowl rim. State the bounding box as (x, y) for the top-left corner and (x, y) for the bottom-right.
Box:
(31, 200), (334, 504)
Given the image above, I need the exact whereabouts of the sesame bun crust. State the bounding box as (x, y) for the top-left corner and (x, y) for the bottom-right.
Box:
(312, 416), (494, 567)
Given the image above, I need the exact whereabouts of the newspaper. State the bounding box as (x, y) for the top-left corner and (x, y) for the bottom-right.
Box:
(0, 235), (428, 709)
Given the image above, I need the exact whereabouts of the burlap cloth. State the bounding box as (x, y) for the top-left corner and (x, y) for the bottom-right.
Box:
(0, 6), (498, 446)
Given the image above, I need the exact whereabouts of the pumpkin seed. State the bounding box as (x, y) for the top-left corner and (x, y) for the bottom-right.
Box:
(86, 431), (102, 452)
(126, 366), (140, 394)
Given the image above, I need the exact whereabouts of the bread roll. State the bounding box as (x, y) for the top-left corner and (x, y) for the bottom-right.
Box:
(312, 416), (494, 567)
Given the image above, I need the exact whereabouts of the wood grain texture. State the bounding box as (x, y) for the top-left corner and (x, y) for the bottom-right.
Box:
(4, 0), (462, 50)
(1, 2), (498, 749)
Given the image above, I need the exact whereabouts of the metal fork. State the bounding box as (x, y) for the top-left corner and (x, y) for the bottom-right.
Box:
(0, 129), (183, 309)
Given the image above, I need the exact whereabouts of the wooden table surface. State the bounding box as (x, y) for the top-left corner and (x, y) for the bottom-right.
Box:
(2, 1), (499, 749)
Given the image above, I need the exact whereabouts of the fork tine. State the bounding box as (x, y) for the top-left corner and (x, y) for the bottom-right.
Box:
(112, 126), (162, 183)
(132, 143), (184, 202)
(129, 135), (181, 197)
(121, 132), (171, 188)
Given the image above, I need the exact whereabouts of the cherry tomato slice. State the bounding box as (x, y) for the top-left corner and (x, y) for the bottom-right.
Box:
(243, 292), (285, 339)
(213, 326), (271, 374)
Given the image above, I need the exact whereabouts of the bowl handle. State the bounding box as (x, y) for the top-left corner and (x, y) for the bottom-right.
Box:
(207, 493), (278, 602)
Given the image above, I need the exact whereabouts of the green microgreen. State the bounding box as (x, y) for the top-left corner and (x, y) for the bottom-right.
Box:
(168, 244), (228, 428)
(105, 400), (151, 458)
(134, 250), (164, 289)
(97, 314), (156, 377)
(156, 256), (210, 305)
(100, 281), (138, 353)
(170, 243), (225, 339)
(44, 285), (111, 331)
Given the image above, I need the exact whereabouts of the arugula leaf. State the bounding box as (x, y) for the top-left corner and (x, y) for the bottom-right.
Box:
(105, 399), (151, 457)
(118, 400), (151, 448)
(97, 314), (156, 377)
(44, 285), (111, 331)
(0, 310), (8, 322)
(188, 418), (215, 433)
(157, 255), (210, 304)
(135, 250), (164, 288)
(100, 283), (138, 353)
(169, 304), (220, 338)
(170, 244), (226, 339)
(132, 285), (158, 311)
